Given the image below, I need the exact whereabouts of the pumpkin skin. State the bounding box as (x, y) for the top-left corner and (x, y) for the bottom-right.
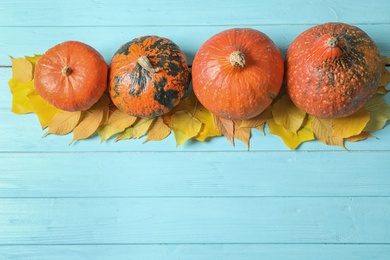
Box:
(192, 28), (284, 120)
(109, 35), (190, 117)
(34, 41), (108, 111)
(285, 22), (382, 118)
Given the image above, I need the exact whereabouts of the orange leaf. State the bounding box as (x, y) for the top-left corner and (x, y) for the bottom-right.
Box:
(213, 115), (234, 146)
(144, 116), (171, 142)
(234, 124), (251, 149)
(43, 111), (82, 137)
(345, 131), (376, 142)
(107, 109), (137, 130)
(70, 109), (104, 144)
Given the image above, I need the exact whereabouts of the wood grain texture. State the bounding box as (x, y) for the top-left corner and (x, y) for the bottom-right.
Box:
(1, 0), (389, 26)
(1, 24), (390, 66)
(1, 244), (389, 260)
(0, 152), (390, 197)
(1, 197), (389, 244)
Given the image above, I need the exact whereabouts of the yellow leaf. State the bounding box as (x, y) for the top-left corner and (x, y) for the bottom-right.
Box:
(213, 115), (234, 146)
(25, 54), (41, 66)
(8, 78), (36, 114)
(144, 117), (171, 142)
(193, 108), (221, 142)
(171, 110), (202, 146)
(115, 127), (134, 141)
(107, 109), (137, 130)
(268, 116), (314, 150)
(131, 117), (155, 139)
(381, 56), (390, 65)
(364, 94), (390, 132)
(97, 125), (123, 142)
(10, 57), (33, 82)
(376, 86), (389, 94)
(345, 131), (376, 142)
(312, 117), (345, 148)
(332, 109), (370, 138)
(70, 109), (104, 144)
(379, 66), (390, 87)
(271, 94), (306, 133)
(43, 111), (82, 137)
(27, 92), (62, 129)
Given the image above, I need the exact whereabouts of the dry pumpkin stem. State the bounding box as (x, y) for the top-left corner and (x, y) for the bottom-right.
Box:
(229, 51), (246, 67)
(62, 64), (72, 76)
(137, 55), (159, 73)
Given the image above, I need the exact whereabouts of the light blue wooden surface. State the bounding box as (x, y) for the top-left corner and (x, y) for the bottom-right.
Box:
(1, 0), (390, 259)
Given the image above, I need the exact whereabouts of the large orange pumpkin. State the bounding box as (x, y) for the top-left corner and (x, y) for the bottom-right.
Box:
(34, 41), (108, 111)
(108, 35), (190, 117)
(192, 28), (284, 120)
(285, 22), (382, 118)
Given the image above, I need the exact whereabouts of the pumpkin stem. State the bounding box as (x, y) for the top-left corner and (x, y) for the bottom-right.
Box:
(229, 51), (246, 67)
(62, 64), (72, 76)
(327, 37), (339, 48)
(137, 56), (159, 73)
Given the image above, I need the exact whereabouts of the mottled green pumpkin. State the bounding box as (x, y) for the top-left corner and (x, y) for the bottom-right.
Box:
(108, 35), (190, 117)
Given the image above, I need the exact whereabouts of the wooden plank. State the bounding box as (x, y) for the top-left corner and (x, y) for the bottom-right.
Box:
(1, 244), (390, 260)
(1, 24), (390, 66)
(1, 152), (390, 197)
(0, 197), (389, 244)
(1, 0), (389, 26)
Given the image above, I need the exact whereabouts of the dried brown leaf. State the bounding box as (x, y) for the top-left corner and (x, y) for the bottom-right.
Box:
(213, 115), (234, 146)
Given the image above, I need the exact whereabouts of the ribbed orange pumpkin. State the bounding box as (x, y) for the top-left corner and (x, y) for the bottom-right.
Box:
(34, 41), (108, 111)
(108, 36), (190, 117)
(192, 28), (284, 120)
(285, 22), (382, 118)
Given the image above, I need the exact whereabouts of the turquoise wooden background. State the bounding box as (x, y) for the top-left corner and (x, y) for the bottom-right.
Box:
(1, 0), (390, 259)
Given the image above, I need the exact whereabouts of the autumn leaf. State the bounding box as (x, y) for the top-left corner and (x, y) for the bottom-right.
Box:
(171, 110), (202, 146)
(193, 107), (221, 142)
(268, 116), (314, 150)
(10, 57), (33, 82)
(214, 115), (234, 145)
(144, 116), (171, 142)
(363, 94), (390, 132)
(25, 54), (41, 66)
(332, 109), (370, 138)
(271, 94), (306, 133)
(131, 117), (155, 139)
(234, 121), (251, 149)
(107, 109), (137, 130)
(27, 92), (62, 129)
(8, 78), (36, 114)
(115, 127), (134, 141)
(345, 131), (376, 142)
(97, 124), (124, 142)
(70, 110), (104, 144)
(312, 117), (345, 148)
(43, 111), (82, 137)
(379, 66), (390, 88)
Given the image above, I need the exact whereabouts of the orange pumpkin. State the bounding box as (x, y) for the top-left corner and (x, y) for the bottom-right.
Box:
(192, 28), (284, 120)
(108, 35), (190, 117)
(34, 41), (108, 111)
(285, 22), (382, 118)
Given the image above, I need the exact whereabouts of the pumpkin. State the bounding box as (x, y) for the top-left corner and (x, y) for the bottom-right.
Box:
(34, 41), (108, 111)
(285, 22), (382, 118)
(108, 35), (190, 117)
(191, 28), (284, 120)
